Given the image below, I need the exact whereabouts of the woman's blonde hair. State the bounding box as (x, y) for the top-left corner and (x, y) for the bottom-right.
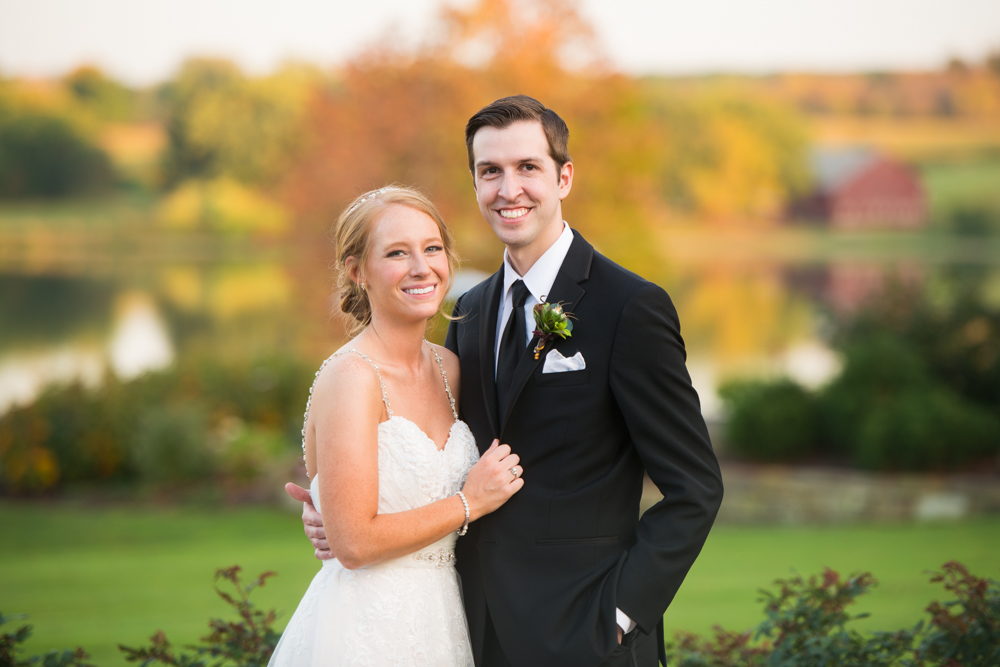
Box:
(333, 185), (459, 336)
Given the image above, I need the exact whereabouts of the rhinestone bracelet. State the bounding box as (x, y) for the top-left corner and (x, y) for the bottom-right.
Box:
(456, 491), (469, 536)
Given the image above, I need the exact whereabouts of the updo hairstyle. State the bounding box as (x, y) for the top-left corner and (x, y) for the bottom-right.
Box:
(333, 185), (458, 336)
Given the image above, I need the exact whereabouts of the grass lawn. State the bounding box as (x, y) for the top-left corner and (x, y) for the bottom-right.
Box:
(921, 158), (1000, 216)
(1, 502), (998, 665)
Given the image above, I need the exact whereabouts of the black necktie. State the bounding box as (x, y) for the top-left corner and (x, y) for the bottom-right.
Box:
(496, 280), (530, 424)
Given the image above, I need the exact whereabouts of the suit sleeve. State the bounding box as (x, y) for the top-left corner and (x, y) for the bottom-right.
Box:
(608, 283), (724, 634)
(444, 296), (463, 356)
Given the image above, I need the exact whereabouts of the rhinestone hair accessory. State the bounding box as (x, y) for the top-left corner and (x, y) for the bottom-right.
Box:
(347, 187), (403, 215)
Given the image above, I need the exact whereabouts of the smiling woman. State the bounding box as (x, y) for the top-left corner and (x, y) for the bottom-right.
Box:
(332, 186), (459, 336)
(268, 185), (524, 666)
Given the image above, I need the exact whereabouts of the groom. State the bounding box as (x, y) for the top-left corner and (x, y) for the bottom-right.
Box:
(295, 96), (723, 667)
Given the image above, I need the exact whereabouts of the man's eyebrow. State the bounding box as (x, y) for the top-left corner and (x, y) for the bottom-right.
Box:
(474, 156), (546, 168)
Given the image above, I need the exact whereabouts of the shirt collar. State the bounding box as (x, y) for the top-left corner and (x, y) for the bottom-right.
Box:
(502, 222), (574, 305)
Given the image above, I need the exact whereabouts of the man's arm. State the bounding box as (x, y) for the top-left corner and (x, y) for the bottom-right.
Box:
(608, 283), (724, 634)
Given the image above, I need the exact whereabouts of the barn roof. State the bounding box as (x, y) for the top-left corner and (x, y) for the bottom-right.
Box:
(811, 147), (879, 194)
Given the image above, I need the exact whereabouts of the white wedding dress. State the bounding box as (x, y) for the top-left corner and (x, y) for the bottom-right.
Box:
(268, 346), (478, 667)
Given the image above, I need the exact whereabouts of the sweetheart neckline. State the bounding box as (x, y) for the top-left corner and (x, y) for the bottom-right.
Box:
(380, 415), (465, 453)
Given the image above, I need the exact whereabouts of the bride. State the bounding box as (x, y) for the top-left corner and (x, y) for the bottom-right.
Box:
(269, 186), (523, 666)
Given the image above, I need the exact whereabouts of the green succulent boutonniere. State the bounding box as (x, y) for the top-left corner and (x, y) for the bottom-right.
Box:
(531, 301), (574, 359)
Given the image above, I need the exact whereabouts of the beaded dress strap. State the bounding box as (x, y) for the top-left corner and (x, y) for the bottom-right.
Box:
(299, 349), (392, 478)
(425, 341), (458, 421)
(299, 342), (455, 477)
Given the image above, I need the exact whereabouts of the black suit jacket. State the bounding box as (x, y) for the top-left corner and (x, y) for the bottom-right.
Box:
(444, 231), (723, 667)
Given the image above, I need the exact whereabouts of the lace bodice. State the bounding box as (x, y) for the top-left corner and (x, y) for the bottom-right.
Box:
(304, 341), (477, 552)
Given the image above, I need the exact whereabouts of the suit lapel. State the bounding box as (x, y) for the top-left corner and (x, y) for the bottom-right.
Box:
(500, 231), (594, 433)
(479, 267), (504, 437)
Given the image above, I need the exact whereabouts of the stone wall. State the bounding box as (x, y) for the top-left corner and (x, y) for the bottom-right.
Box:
(640, 463), (1000, 524)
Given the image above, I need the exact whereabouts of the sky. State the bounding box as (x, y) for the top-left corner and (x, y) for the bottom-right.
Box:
(0, 0), (998, 85)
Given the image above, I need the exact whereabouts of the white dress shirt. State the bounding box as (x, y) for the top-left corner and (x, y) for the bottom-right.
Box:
(494, 222), (574, 373)
(492, 221), (637, 636)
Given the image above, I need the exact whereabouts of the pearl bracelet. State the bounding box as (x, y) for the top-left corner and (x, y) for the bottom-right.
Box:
(456, 491), (470, 536)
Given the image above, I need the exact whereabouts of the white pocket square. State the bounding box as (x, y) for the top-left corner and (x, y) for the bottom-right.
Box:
(542, 349), (586, 373)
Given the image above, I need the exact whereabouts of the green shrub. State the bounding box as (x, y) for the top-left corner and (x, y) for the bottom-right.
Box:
(818, 335), (929, 455)
(715, 333), (1000, 471)
(945, 205), (1000, 236)
(718, 378), (818, 462)
(835, 278), (1000, 413)
(119, 566), (279, 667)
(915, 561), (1000, 666)
(0, 354), (313, 495)
(854, 388), (1000, 470)
(0, 612), (94, 667)
(666, 561), (1000, 667)
(216, 420), (290, 484)
(819, 335), (1000, 470)
(132, 403), (215, 483)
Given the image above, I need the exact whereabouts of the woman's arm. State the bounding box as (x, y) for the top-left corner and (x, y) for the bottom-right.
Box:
(308, 354), (519, 570)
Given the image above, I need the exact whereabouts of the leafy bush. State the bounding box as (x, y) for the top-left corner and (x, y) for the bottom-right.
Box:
(944, 205), (1000, 237)
(132, 403), (215, 483)
(915, 561), (1000, 666)
(817, 335), (930, 456)
(852, 388), (1000, 470)
(820, 335), (1000, 470)
(665, 561), (1000, 667)
(0, 354), (313, 495)
(718, 378), (818, 461)
(720, 332), (1000, 470)
(8, 562), (997, 667)
(835, 278), (1000, 413)
(0, 612), (94, 667)
(119, 566), (279, 667)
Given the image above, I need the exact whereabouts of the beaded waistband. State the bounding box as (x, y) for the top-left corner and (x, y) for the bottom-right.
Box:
(324, 547), (456, 571)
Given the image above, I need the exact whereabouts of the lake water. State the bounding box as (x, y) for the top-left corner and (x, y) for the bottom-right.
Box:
(2, 228), (998, 421)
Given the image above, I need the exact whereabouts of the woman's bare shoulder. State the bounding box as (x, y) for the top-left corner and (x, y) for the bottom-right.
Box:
(311, 349), (383, 414)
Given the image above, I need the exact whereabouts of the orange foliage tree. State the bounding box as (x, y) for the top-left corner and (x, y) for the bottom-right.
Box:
(282, 0), (671, 273)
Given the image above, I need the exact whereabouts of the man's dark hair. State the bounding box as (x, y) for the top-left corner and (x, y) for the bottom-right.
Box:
(465, 95), (571, 176)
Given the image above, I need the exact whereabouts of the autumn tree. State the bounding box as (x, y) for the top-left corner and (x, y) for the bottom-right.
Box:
(282, 0), (672, 272)
(282, 0), (812, 275)
(159, 59), (316, 188)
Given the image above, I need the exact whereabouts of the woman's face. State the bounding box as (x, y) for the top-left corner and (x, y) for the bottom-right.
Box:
(358, 203), (449, 326)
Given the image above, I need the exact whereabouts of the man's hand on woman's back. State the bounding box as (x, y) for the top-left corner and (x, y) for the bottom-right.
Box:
(285, 482), (335, 561)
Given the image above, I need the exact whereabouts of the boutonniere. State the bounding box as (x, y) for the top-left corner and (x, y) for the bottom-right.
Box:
(531, 300), (574, 359)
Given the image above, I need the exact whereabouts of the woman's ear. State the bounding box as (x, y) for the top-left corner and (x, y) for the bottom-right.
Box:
(345, 256), (363, 287)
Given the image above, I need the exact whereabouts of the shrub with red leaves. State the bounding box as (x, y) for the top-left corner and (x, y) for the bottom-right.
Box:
(118, 566), (279, 667)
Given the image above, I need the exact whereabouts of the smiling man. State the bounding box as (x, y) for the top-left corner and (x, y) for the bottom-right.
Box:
(441, 95), (724, 667)
(292, 95), (723, 667)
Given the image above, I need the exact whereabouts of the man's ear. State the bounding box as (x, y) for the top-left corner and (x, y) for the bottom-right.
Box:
(470, 171), (477, 191)
(558, 161), (574, 200)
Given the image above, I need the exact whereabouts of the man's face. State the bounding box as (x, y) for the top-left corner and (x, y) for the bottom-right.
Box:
(471, 121), (573, 265)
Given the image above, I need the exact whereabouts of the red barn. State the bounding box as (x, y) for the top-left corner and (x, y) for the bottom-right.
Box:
(791, 147), (928, 230)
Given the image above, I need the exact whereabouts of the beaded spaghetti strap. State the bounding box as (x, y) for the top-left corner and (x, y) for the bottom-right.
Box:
(300, 349), (392, 478)
(425, 340), (458, 421)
